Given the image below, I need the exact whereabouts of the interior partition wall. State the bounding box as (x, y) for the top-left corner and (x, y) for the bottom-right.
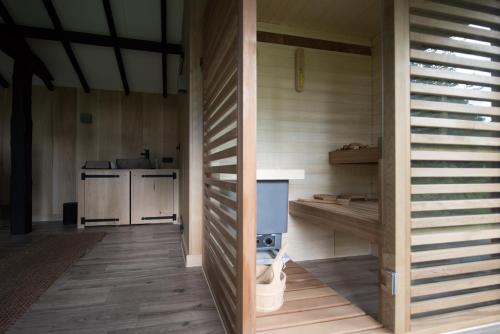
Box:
(201, 0), (257, 333)
(385, 0), (500, 333)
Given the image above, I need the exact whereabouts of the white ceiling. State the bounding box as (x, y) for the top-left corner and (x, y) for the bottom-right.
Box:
(0, 0), (184, 95)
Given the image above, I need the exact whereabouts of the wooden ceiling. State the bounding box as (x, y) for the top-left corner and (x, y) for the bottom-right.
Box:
(257, 0), (381, 39)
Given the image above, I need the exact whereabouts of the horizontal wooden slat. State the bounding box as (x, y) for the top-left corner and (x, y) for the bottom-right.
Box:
(412, 168), (500, 178)
(410, 49), (500, 72)
(204, 206), (237, 244)
(411, 83), (500, 102)
(411, 273), (500, 297)
(204, 164), (237, 174)
(284, 287), (337, 302)
(412, 243), (500, 263)
(204, 146), (238, 163)
(204, 109), (237, 140)
(204, 73), (237, 116)
(412, 198), (500, 211)
(205, 219), (236, 262)
(412, 213), (500, 229)
(205, 127), (238, 151)
(459, 0), (500, 11)
(411, 288), (500, 315)
(257, 295), (349, 317)
(411, 66), (500, 87)
(205, 187), (237, 210)
(412, 150), (500, 161)
(411, 99), (500, 117)
(257, 315), (383, 334)
(410, 14), (500, 44)
(411, 258), (500, 280)
(205, 90), (238, 129)
(256, 304), (365, 332)
(205, 198), (237, 229)
(412, 183), (500, 194)
(412, 225), (500, 245)
(411, 116), (500, 131)
(205, 240), (237, 289)
(411, 133), (500, 147)
(409, 0), (500, 26)
(410, 32), (500, 58)
(204, 177), (237, 192)
(411, 303), (500, 334)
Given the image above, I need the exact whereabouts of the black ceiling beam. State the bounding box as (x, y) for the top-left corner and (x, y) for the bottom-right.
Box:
(103, 0), (129, 95)
(3, 24), (183, 55)
(0, 1), (54, 90)
(161, 0), (167, 97)
(0, 72), (8, 88)
(42, 0), (90, 93)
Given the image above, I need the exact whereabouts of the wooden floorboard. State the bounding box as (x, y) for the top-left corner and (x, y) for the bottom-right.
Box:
(1, 222), (224, 334)
(256, 261), (386, 333)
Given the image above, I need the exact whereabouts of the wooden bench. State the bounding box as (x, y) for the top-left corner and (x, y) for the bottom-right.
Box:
(256, 261), (388, 333)
(289, 200), (380, 243)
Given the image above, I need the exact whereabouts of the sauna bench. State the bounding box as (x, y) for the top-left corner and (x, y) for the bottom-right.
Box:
(256, 261), (388, 333)
(289, 200), (380, 243)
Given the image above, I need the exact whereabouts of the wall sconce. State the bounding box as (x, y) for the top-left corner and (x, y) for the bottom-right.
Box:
(295, 48), (304, 92)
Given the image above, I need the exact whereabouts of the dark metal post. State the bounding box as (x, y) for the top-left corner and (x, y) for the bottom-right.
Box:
(10, 60), (33, 234)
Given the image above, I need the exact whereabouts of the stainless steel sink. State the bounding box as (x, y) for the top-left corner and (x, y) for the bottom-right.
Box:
(116, 158), (153, 169)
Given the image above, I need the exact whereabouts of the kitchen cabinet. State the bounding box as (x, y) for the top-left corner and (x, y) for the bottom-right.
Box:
(78, 169), (178, 228)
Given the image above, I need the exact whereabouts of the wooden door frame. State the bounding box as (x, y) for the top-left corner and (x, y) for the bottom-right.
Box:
(237, 0), (257, 333)
(380, 0), (412, 332)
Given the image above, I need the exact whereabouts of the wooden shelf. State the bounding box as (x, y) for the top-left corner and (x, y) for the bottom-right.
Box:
(329, 147), (380, 165)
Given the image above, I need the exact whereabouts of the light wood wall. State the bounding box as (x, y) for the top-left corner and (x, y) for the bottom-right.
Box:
(179, 0), (205, 266)
(257, 36), (378, 260)
(0, 86), (182, 221)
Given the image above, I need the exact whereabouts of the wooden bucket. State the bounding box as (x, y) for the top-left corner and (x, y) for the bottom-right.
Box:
(256, 245), (287, 313)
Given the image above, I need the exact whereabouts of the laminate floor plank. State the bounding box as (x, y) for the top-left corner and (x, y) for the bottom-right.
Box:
(1, 222), (223, 334)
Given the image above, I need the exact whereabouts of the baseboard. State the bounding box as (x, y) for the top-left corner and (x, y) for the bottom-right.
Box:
(185, 254), (202, 267)
(180, 235), (202, 267)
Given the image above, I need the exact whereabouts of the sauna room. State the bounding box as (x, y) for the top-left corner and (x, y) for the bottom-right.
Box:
(253, 0), (385, 331)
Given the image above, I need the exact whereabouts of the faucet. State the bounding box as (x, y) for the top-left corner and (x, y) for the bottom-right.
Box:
(140, 149), (150, 160)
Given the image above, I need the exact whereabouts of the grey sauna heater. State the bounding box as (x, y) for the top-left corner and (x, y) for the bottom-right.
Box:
(256, 180), (289, 250)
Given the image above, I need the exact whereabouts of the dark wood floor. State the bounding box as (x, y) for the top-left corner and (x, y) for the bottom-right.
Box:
(2, 222), (224, 334)
(2, 221), (500, 333)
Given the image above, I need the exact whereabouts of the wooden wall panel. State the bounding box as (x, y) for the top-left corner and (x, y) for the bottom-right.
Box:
(0, 87), (182, 221)
(32, 87), (54, 220)
(257, 40), (377, 260)
(202, 0), (257, 332)
(388, 0), (500, 333)
(51, 88), (77, 215)
(180, 0), (205, 265)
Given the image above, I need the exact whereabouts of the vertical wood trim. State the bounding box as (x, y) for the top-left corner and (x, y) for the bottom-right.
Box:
(237, 0), (257, 332)
(381, 0), (411, 332)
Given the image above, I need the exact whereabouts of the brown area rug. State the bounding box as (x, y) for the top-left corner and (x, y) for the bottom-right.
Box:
(0, 232), (106, 333)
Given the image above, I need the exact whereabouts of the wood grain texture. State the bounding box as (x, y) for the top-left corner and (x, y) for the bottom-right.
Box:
(380, 0), (412, 331)
(3, 223), (224, 334)
(0, 87), (182, 221)
(407, 0), (500, 331)
(202, 0), (256, 332)
(256, 261), (386, 333)
(131, 169), (178, 225)
(257, 31), (378, 260)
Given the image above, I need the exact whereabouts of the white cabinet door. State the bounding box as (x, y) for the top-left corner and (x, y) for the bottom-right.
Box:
(81, 170), (130, 226)
(131, 169), (177, 224)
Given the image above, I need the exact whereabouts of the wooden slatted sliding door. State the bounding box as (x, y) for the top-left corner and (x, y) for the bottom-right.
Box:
(402, 0), (500, 333)
(202, 0), (257, 333)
